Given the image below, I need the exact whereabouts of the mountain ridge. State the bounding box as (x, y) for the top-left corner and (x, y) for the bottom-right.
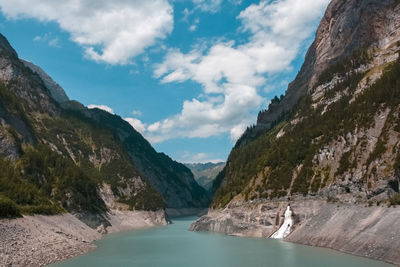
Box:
(0, 33), (209, 223)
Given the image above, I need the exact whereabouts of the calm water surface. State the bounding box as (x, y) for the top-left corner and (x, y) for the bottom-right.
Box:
(52, 217), (391, 267)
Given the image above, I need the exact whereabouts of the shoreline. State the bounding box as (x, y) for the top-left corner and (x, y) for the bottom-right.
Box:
(190, 201), (400, 266)
(0, 210), (168, 267)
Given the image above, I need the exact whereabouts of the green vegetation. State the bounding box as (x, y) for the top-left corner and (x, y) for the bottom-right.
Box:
(389, 194), (400, 206)
(366, 139), (386, 167)
(213, 52), (400, 208)
(317, 49), (371, 86)
(121, 185), (166, 211)
(0, 144), (106, 217)
(0, 96), (166, 216)
(336, 149), (353, 176)
(0, 193), (21, 218)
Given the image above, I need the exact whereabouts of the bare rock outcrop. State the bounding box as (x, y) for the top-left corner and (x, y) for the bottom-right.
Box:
(190, 201), (400, 265)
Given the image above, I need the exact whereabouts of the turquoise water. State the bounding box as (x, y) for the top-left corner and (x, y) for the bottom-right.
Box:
(52, 217), (391, 267)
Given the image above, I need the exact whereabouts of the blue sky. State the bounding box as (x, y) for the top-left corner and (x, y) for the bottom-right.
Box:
(0, 0), (329, 163)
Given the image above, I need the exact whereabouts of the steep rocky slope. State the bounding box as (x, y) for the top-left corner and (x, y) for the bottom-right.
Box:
(21, 59), (69, 104)
(0, 32), (208, 224)
(185, 162), (225, 190)
(192, 0), (400, 265)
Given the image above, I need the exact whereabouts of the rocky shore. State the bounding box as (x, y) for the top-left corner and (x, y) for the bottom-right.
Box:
(0, 210), (168, 267)
(190, 200), (400, 266)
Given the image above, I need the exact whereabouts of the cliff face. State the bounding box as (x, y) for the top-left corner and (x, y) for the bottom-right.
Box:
(21, 59), (69, 103)
(0, 33), (208, 223)
(213, 0), (400, 208)
(236, 0), (400, 146)
(192, 0), (400, 264)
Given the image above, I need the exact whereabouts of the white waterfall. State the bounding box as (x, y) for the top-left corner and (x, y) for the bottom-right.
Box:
(271, 205), (293, 239)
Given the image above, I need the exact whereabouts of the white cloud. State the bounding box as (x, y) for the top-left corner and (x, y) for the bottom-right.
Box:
(189, 18), (200, 32)
(0, 0), (173, 65)
(131, 110), (142, 116)
(228, 0), (242, 5)
(148, 122), (161, 132)
(192, 0), (242, 13)
(182, 8), (194, 22)
(151, 0), (329, 144)
(48, 37), (60, 48)
(124, 117), (147, 134)
(189, 24), (197, 31)
(230, 123), (247, 141)
(33, 33), (60, 48)
(87, 104), (114, 114)
(178, 151), (224, 164)
(192, 0), (224, 13)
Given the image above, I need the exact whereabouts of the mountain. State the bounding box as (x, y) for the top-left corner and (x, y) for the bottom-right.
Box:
(212, 0), (400, 207)
(192, 0), (400, 264)
(21, 59), (69, 103)
(185, 162), (225, 190)
(0, 33), (209, 222)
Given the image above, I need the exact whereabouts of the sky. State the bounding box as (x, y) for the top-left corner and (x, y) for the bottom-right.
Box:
(0, 0), (330, 163)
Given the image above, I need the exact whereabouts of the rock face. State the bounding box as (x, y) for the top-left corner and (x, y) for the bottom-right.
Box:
(21, 60), (69, 103)
(286, 203), (400, 265)
(185, 162), (225, 190)
(191, 199), (324, 238)
(213, 0), (400, 208)
(240, 0), (400, 142)
(191, 200), (400, 265)
(193, 0), (400, 265)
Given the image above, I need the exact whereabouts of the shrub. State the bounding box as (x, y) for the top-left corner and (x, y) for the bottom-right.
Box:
(0, 194), (21, 218)
(389, 194), (400, 206)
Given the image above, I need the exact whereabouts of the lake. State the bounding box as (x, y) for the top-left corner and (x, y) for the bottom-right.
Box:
(52, 217), (391, 267)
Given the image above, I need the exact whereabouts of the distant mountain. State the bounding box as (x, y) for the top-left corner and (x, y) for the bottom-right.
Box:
(0, 33), (209, 222)
(185, 162), (225, 191)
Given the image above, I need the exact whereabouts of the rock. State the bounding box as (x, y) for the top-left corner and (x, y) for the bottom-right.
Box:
(96, 224), (107, 234)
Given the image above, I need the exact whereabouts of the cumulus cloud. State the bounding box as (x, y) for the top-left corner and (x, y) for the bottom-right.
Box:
(151, 0), (329, 143)
(87, 104), (114, 114)
(0, 0), (173, 65)
(124, 117), (147, 134)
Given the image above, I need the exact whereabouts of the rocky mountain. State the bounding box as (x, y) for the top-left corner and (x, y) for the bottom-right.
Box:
(192, 0), (400, 265)
(21, 60), (69, 103)
(185, 162), (225, 190)
(0, 33), (209, 222)
(212, 0), (400, 207)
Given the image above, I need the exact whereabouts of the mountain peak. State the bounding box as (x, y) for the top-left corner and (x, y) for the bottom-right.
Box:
(0, 33), (18, 59)
(21, 60), (69, 103)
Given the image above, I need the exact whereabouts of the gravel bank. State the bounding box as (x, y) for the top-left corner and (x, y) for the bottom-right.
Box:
(0, 210), (168, 266)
